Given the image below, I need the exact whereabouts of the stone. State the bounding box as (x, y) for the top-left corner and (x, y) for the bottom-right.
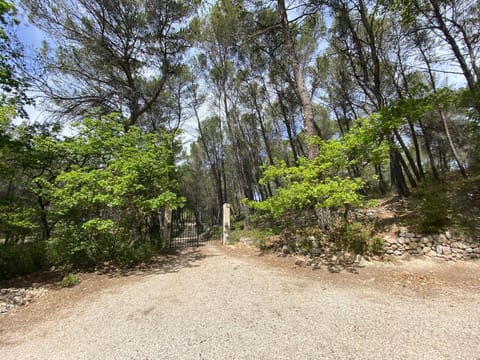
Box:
(421, 237), (430, 244)
(438, 234), (447, 243)
(442, 246), (452, 256)
(422, 247), (431, 254)
(295, 259), (306, 267)
(239, 237), (254, 245)
(282, 245), (290, 255)
(384, 236), (396, 244)
(12, 296), (24, 305)
(436, 245), (443, 255)
(466, 248), (473, 253)
(409, 241), (418, 248)
(445, 231), (452, 239)
(394, 250), (402, 256)
(399, 227), (409, 237)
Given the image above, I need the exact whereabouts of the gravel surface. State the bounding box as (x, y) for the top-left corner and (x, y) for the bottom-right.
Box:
(1, 245), (479, 359)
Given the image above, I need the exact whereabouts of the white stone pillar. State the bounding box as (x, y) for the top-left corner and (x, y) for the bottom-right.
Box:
(164, 207), (172, 247)
(222, 203), (231, 245)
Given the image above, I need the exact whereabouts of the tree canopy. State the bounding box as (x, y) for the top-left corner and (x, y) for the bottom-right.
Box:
(1, 0), (479, 278)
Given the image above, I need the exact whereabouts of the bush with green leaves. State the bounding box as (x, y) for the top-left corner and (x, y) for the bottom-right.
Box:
(60, 273), (80, 287)
(46, 114), (185, 266)
(247, 118), (388, 225)
(0, 241), (48, 279)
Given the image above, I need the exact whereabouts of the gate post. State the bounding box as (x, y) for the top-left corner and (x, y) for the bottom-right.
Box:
(222, 203), (231, 245)
(164, 207), (172, 247)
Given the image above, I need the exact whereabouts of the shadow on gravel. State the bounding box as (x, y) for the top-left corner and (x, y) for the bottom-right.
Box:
(109, 247), (215, 278)
(323, 260), (363, 274)
(294, 256), (365, 274)
(0, 247), (215, 290)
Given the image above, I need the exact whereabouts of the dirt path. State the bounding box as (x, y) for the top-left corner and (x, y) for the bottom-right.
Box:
(1, 245), (479, 359)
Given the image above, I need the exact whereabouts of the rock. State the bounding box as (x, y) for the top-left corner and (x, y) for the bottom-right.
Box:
(466, 248), (473, 253)
(421, 237), (430, 245)
(445, 231), (452, 239)
(409, 241), (418, 248)
(295, 259), (306, 267)
(281, 245), (290, 255)
(436, 245), (443, 255)
(399, 227), (408, 237)
(422, 247), (431, 254)
(443, 246), (452, 256)
(239, 237), (254, 245)
(12, 295), (24, 305)
(438, 234), (447, 243)
(384, 236), (396, 244)
(394, 250), (402, 256)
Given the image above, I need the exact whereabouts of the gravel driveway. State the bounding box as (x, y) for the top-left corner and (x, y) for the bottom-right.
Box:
(1, 245), (479, 359)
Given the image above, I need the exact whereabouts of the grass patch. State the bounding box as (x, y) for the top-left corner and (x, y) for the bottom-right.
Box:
(60, 273), (80, 287)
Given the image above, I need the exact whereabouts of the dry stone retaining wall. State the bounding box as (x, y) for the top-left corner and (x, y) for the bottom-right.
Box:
(383, 227), (480, 260)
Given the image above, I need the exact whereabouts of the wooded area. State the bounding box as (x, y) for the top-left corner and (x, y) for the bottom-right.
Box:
(1, 0), (479, 278)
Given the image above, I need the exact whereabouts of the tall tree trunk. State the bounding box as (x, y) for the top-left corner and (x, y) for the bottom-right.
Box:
(439, 110), (467, 178)
(407, 119), (425, 179)
(390, 148), (410, 197)
(277, 89), (299, 162)
(415, 31), (468, 178)
(277, 0), (320, 159)
(418, 119), (439, 180)
(393, 129), (421, 181)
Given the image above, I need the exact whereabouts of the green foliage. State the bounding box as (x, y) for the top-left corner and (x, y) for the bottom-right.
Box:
(409, 181), (451, 234)
(247, 118), (389, 222)
(229, 225), (272, 246)
(0, 242), (48, 279)
(330, 222), (373, 255)
(368, 237), (385, 255)
(0, 1), (29, 112)
(0, 111), (183, 274)
(46, 114), (184, 266)
(60, 273), (80, 287)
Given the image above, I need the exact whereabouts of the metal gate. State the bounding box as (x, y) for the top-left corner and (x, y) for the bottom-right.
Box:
(169, 208), (201, 248)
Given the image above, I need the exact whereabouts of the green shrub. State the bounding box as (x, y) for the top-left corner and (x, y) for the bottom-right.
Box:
(0, 242), (49, 280)
(368, 236), (384, 255)
(330, 222), (372, 254)
(412, 182), (451, 233)
(60, 273), (80, 287)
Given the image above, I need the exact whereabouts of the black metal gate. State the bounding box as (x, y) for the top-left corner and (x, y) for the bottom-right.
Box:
(170, 208), (201, 248)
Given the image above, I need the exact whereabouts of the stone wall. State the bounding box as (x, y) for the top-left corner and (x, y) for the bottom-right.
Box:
(383, 227), (480, 260)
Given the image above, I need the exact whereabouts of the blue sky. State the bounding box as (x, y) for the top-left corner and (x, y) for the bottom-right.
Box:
(13, 2), (47, 123)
